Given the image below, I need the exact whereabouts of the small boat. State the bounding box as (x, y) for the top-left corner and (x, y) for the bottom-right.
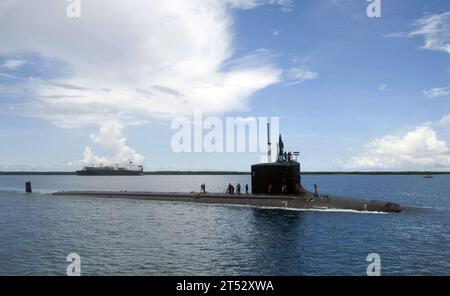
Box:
(423, 175), (433, 179)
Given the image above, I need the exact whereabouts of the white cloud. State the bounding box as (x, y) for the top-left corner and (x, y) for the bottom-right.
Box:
(1, 59), (27, 70)
(0, 1), (282, 127)
(283, 67), (318, 86)
(0, 72), (20, 79)
(226, 0), (292, 11)
(345, 127), (450, 170)
(409, 12), (450, 54)
(80, 121), (144, 165)
(0, 0), (285, 163)
(384, 12), (450, 55)
(423, 87), (450, 98)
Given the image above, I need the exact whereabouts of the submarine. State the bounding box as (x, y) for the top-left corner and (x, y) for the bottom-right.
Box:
(53, 125), (403, 213)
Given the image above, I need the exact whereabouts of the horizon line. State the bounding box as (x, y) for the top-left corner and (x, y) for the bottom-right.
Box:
(1, 171), (450, 175)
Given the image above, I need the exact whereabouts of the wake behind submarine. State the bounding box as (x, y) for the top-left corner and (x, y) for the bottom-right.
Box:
(53, 126), (403, 213)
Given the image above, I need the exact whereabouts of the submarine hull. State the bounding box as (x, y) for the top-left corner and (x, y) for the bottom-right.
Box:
(52, 190), (403, 213)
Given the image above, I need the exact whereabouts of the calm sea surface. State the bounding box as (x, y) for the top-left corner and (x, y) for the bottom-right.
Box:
(0, 174), (449, 275)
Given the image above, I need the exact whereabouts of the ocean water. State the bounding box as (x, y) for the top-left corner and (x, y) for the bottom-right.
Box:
(0, 174), (449, 275)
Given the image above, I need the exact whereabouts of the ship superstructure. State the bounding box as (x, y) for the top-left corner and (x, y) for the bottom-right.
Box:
(76, 162), (143, 176)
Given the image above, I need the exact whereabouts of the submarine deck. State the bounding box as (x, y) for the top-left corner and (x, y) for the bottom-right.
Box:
(51, 190), (403, 213)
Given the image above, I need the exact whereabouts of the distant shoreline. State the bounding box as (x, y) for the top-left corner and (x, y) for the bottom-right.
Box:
(0, 171), (449, 176)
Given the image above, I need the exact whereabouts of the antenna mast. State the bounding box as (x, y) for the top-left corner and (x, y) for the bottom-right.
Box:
(267, 123), (272, 163)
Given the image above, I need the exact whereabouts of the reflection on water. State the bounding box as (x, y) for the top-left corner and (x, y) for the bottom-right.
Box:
(249, 209), (306, 275)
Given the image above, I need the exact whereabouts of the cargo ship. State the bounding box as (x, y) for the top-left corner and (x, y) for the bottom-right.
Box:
(76, 163), (144, 176)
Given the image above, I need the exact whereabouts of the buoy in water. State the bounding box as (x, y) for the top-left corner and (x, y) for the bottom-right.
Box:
(25, 181), (32, 193)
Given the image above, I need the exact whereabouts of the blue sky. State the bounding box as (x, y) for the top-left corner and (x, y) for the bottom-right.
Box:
(1, 0), (450, 171)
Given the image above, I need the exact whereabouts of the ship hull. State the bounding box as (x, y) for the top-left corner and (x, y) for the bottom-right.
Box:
(76, 170), (143, 176)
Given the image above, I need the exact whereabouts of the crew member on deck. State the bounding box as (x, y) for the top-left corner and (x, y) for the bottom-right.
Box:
(314, 184), (319, 198)
(227, 183), (235, 194)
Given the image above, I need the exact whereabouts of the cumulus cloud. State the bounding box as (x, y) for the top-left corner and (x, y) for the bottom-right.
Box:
(283, 67), (318, 86)
(409, 12), (450, 54)
(0, 0), (286, 164)
(423, 87), (450, 98)
(345, 127), (450, 170)
(80, 121), (144, 165)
